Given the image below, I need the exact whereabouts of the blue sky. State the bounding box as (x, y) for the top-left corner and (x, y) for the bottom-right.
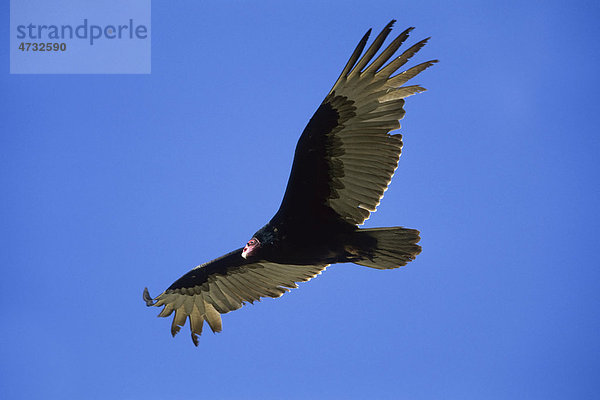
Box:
(2, 1), (600, 399)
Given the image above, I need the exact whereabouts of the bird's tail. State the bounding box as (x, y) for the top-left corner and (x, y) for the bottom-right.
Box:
(353, 227), (421, 269)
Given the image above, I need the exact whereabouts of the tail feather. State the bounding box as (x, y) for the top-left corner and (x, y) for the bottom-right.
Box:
(354, 227), (421, 269)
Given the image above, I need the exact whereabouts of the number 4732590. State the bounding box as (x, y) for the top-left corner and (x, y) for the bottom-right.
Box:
(18, 42), (67, 51)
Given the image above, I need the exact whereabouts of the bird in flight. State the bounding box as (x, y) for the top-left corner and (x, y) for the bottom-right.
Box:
(144, 20), (437, 345)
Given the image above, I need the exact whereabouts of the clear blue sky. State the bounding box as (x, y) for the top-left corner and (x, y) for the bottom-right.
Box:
(2, 1), (600, 399)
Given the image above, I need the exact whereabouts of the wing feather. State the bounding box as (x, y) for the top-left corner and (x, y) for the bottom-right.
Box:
(276, 21), (436, 225)
(348, 20), (395, 79)
(214, 280), (244, 306)
(363, 27), (413, 74)
(189, 306), (204, 345)
(144, 248), (328, 345)
(378, 38), (432, 78)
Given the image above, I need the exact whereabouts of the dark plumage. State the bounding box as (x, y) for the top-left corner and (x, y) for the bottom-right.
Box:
(143, 20), (437, 345)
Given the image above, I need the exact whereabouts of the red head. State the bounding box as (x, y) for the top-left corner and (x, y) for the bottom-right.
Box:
(242, 237), (260, 259)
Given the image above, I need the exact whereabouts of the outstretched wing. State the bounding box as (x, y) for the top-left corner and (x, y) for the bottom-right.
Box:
(277, 20), (437, 225)
(144, 249), (327, 345)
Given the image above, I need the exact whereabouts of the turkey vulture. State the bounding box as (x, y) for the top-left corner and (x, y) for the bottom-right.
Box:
(144, 20), (436, 345)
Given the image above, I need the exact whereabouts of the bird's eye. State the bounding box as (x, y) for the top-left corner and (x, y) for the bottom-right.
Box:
(248, 238), (257, 246)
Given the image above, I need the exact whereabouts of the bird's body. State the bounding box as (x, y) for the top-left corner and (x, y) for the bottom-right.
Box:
(144, 20), (436, 345)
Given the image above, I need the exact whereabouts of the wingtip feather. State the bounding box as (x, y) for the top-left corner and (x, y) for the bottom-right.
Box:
(143, 287), (156, 306)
